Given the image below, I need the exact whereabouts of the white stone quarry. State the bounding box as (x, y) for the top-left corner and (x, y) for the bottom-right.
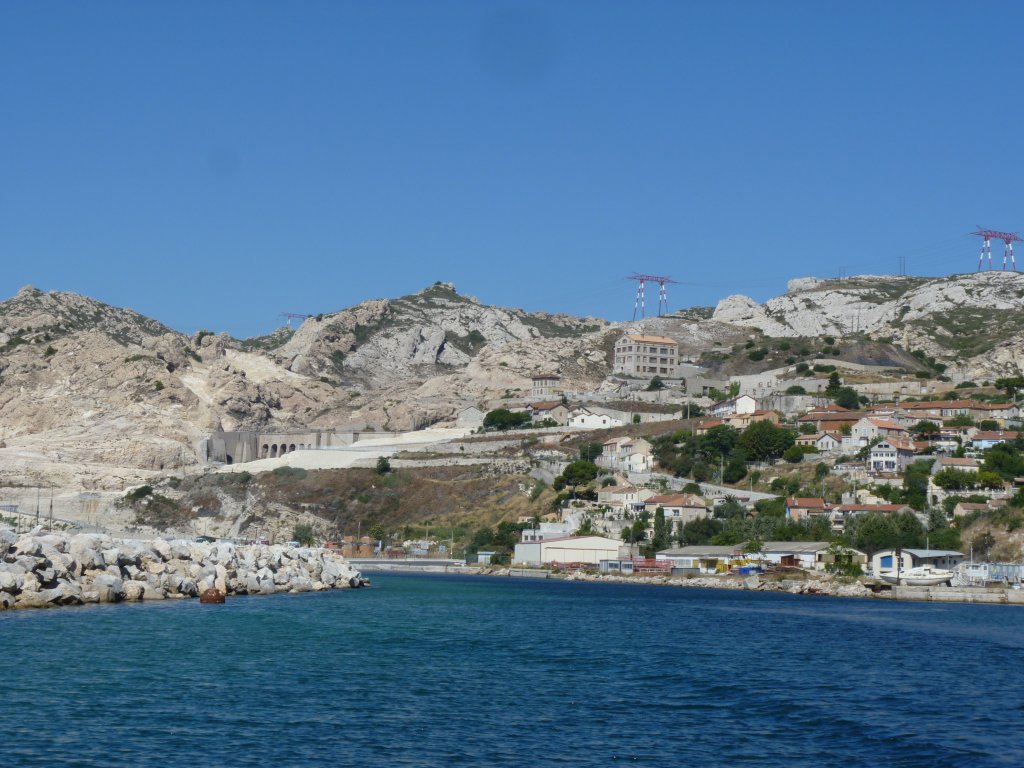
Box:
(0, 525), (364, 610)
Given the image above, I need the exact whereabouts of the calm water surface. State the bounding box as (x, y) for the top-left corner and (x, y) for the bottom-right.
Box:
(2, 573), (1023, 767)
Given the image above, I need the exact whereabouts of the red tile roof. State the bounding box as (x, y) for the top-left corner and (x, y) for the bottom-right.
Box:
(786, 497), (827, 509)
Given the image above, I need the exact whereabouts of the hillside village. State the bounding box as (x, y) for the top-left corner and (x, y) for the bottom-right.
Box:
(2, 271), (1024, 590)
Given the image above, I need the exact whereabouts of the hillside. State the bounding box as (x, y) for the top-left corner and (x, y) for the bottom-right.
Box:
(0, 283), (615, 489)
(712, 272), (1024, 378)
(3, 271), (1024, 497)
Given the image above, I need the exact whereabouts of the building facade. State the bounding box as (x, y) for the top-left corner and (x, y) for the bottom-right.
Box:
(613, 334), (679, 377)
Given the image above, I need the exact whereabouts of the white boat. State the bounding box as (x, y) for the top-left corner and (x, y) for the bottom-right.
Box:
(879, 564), (954, 586)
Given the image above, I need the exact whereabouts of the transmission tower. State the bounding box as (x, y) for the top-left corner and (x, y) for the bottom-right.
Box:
(971, 227), (1021, 271)
(627, 273), (679, 320)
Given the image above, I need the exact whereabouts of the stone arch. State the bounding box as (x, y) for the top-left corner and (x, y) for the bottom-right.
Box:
(261, 444), (269, 458)
(289, 444), (296, 453)
(226, 455), (234, 465)
(271, 445), (279, 458)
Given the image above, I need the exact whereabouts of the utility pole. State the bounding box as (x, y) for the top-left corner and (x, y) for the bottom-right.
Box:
(34, 487), (40, 528)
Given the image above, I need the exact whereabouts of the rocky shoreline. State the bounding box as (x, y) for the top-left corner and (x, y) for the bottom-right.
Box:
(461, 566), (874, 598)
(560, 571), (875, 598)
(0, 526), (364, 611)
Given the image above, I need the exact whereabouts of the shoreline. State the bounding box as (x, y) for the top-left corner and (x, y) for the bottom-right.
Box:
(362, 562), (1024, 605)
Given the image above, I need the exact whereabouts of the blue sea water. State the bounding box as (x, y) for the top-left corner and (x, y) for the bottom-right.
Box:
(2, 573), (1023, 767)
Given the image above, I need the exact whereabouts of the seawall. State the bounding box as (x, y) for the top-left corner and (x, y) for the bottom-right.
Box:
(0, 526), (364, 610)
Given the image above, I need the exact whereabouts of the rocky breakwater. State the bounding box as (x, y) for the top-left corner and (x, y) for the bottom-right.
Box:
(0, 526), (365, 611)
(563, 571), (874, 598)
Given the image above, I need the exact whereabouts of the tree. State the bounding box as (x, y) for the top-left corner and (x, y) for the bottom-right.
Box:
(978, 419), (1000, 431)
(559, 460), (599, 489)
(646, 376), (665, 391)
(783, 444), (817, 463)
(699, 425), (739, 458)
(483, 408), (531, 431)
(911, 420), (940, 436)
(728, 381), (741, 397)
(743, 538), (764, 561)
(833, 387), (860, 410)
(995, 376), (1024, 398)
(292, 524), (315, 546)
(651, 507), (670, 552)
(823, 541), (862, 576)
(575, 516), (595, 536)
(723, 455), (747, 484)
(369, 523), (387, 542)
(375, 456), (392, 475)
(814, 462), (829, 480)
(902, 459), (934, 510)
(983, 443), (1024, 480)
(785, 385), (807, 395)
(738, 421), (796, 462)
(825, 372), (842, 397)
(578, 442), (604, 462)
(680, 517), (721, 545)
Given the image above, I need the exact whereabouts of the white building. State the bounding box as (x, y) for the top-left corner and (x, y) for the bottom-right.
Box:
(567, 407), (624, 429)
(710, 394), (757, 418)
(519, 522), (576, 543)
(513, 535), (625, 566)
(597, 484), (656, 514)
(599, 436), (654, 473)
(532, 374), (561, 400)
(754, 541), (867, 573)
(643, 494), (710, 525)
(613, 334), (679, 377)
(871, 548), (964, 575)
(868, 437), (916, 473)
(456, 406), (485, 429)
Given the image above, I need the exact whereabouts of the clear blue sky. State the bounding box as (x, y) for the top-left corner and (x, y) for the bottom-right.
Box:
(3, 1), (1023, 337)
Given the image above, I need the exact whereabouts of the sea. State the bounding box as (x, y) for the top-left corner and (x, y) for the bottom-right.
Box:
(2, 572), (1023, 767)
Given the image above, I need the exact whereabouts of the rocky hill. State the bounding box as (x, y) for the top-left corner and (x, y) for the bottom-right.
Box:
(3, 272), (1024, 495)
(0, 283), (616, 490)
(712, 271), (1024, 378)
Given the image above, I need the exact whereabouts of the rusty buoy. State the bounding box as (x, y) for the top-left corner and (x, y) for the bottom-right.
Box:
(199, 588), (226, 604)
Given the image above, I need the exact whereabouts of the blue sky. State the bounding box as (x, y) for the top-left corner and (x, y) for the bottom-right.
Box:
(2, 1), (1023, 337)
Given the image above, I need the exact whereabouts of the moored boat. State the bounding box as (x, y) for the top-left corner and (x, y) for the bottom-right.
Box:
(879, 564), (954, 586)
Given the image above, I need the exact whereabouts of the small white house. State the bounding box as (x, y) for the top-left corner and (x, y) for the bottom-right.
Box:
(567, 407), (624, 429)
(513, 535), (625, 566)
(871, 548), (964, 575)
(456, 406), (485, 429)
(710, 394), (757, 418)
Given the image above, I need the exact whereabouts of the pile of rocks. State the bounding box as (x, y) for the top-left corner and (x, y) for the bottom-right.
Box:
(0, 526), (364, 610)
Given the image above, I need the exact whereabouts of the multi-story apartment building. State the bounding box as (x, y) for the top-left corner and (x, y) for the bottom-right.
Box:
(612, 334), (678, 377)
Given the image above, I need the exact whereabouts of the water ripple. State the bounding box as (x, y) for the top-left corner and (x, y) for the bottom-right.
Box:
(2, 574), (1024, 767)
